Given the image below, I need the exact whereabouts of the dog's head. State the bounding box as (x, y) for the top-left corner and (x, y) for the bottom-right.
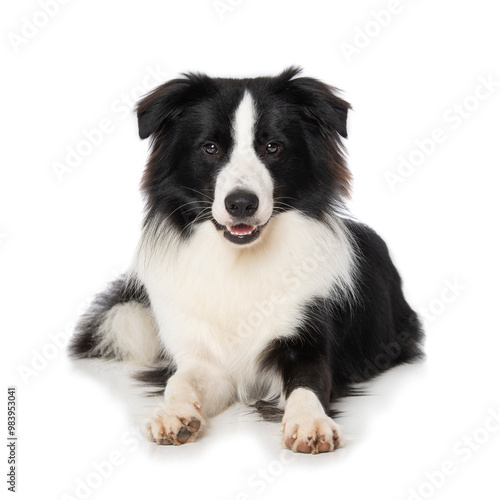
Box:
(136, 67), (351, 246)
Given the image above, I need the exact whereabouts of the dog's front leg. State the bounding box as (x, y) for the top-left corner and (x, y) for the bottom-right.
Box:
(146, 362), (234, 446)
(281, 386), (341, 454)
(264, 331), (342, 454)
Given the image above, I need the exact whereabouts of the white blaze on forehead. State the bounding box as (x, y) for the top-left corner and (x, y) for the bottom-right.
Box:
(233, 91), (256, 150)
(212, 91), (274, 227)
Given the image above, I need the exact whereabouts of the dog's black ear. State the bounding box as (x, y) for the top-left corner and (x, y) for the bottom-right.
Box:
(277, 68), (352, 199)
(136, 73), (213, 140)
(281, 69), (350, 139)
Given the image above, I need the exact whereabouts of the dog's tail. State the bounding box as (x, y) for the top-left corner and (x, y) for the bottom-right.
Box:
(68, 274), (163, 364)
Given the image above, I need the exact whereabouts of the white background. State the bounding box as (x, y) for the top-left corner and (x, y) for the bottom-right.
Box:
(2, 1), (500, 499)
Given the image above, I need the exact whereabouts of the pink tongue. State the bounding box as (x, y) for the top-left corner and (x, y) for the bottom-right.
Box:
(230, 224), (254, 235)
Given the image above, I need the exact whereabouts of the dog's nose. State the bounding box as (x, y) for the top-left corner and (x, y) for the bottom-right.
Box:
(225, 190), (259, 218)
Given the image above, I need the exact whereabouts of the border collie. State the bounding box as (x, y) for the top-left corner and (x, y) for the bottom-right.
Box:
(69, 68), (424, 454)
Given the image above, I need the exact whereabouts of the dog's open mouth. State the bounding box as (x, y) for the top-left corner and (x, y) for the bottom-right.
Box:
(224, 224), (261, 245)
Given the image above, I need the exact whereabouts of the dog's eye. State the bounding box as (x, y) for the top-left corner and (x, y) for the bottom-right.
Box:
(265, 143), (279, 154)
(203, 143), (219, 155)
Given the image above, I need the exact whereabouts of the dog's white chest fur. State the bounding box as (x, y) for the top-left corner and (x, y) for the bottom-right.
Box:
(135, 210), (355, 402)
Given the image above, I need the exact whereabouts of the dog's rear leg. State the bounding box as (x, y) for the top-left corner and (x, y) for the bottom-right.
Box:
(69, 274), (162, 364)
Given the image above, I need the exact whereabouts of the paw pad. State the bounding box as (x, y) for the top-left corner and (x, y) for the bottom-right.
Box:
(281, 414), (341, 454)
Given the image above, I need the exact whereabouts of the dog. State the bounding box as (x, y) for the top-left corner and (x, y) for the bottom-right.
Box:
(69, 67), (424, 454)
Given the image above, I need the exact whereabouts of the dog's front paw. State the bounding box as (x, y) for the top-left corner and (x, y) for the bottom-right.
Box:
(281, 413), (342, 454)
(145, 401), (206, 446)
